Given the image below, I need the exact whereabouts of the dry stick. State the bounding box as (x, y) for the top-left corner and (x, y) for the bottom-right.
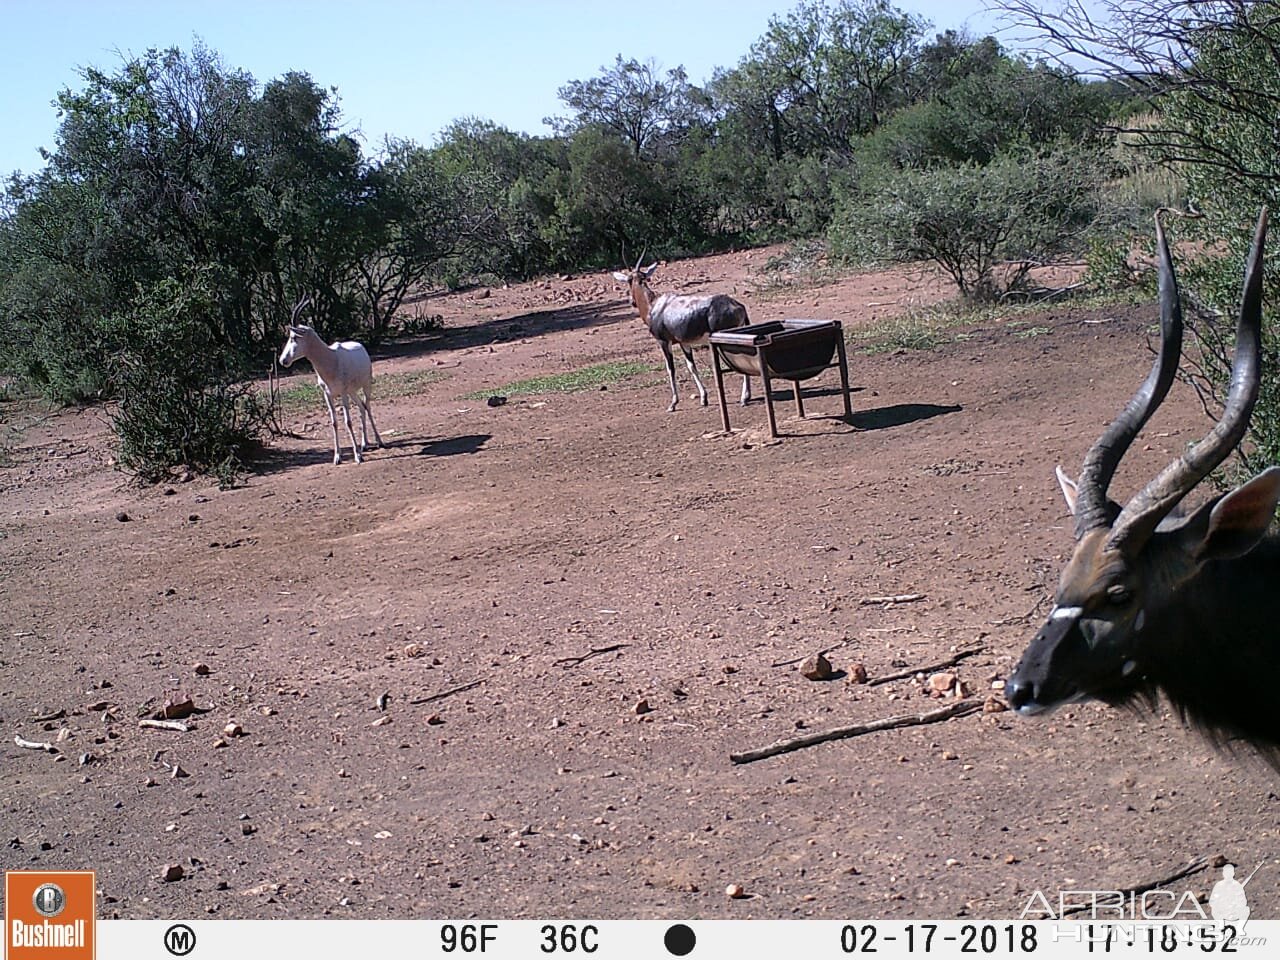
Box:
(553, 643), (630, 668)
(14, 735), (57, 753)
(31, 708), (67, 723)
(730, 699), (983, 765)
(770, 636), (860, 669)
(867, 647), (984, 687)
(859, 593), (926, 605)
(1060, 858), (1210, 916)
(409, 679), (484, 706)
(138, 719), (190, 732)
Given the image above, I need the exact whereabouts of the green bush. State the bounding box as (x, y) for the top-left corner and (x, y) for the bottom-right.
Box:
(109, 276), (269, 486)
(828, 147), (1104, 300)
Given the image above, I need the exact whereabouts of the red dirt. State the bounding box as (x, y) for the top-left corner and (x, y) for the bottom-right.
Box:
(2, 248), (1277, 921)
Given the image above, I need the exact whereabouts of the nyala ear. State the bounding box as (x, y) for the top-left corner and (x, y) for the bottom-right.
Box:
(611, 271), (630, 283)
(1056, 465), (1079, 515)
(1181, 466), (1280, 562)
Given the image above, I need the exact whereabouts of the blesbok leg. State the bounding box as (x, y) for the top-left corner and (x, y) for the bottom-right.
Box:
(360, 389), (383, 448)
(680, 346), (709, 406)
(740, 374), (752, 406)
(339, 394), (362, 463)
(323, 389), (342, 464)
(660, 341), (680, 412)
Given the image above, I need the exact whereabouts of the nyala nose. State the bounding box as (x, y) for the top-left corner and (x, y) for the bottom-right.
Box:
(1005, 677), (1036, 709)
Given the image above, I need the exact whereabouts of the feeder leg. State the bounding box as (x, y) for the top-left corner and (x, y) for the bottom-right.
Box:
(835, 328), (853, 420)
(710, 344), (731, 433)
(760, 350), (779, 438)
(793, 380), (805, 419)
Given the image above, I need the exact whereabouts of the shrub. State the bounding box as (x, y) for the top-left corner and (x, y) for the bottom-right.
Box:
(109, 276), (269, 486)
(829, 147), (1104, 300)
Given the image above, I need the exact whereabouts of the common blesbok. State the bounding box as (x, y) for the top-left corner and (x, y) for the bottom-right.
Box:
(612, 259), (752, 412)
(1005, 209), (1280, 756)
(278, 299), (383, 465)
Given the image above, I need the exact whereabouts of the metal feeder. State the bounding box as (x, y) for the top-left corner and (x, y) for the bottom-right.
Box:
(709, 319), (852, 438)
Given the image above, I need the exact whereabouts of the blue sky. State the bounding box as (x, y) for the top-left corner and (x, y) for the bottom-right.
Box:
(2, 0), (1005, 178)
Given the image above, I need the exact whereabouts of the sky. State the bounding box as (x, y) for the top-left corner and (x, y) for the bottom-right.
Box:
(1, 0), (1007, 179)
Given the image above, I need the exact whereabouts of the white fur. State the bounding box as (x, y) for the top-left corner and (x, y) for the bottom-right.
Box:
(279, 324), (383, 464)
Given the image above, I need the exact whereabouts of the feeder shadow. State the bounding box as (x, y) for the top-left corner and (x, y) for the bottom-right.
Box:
(417, 433), (492, 457)
(851, 402), (962, 431)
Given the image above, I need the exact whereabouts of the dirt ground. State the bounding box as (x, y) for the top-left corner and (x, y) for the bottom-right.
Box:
(3, 247), (1278, 922)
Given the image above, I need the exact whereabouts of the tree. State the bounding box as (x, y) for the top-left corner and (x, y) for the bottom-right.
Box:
(550, 56), (708, 159)
(996, 1), (1280, 479)
(0, 43), (470, 479)
(721, 0), (930, 158)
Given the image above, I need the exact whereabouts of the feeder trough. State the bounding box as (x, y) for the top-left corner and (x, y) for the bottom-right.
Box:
(709, 319), (852, 438)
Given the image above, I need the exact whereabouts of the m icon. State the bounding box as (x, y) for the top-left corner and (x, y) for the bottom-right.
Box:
(164, 923), (196, 957)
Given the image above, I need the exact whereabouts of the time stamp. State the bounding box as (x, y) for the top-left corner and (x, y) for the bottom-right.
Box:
(430, 921), (1266, 958)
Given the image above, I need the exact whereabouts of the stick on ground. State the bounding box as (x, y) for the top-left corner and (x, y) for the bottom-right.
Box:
(868, 647), (983, 687)
(138, 719), (190, 732)
(1061, 858), (1209, 915)
(859, 593), (925, 605)
(14, 735), (57, 753)
(409, 679), (484, 706)
(553, 643), (629, 668)
(730, 699), (983, 764)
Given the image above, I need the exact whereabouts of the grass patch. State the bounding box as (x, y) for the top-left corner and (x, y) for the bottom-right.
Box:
(463, 360), (657, 399)
(274, 368), (450, 414)
(751, 239), (845, 298)
(847, 284), (1140, 355)
(848, 311), (970, 354)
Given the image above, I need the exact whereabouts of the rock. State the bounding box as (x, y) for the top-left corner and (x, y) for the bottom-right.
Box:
(801, 652), (833, 681)
(632, 698), (652, 715)
(849, 662), (869, 684)
(222, 721), (244, 737)
(425, 714), (444, 726)
(486, 395), (507, 408)
(194, 663), (211, 676)
(928, 672), (957, 694)
(983, 696), (1008, 713)
(159, 694), (196, 720)
(725, 883), (747, 899)
(370, 715), (391, 727)
(161, 863), (184, 882)
(116, 511), (131, 523)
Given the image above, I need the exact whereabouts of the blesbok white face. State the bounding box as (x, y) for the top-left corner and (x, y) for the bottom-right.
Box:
(1006, 209), (1280, 720)
(278, 296), (315, 368)
(278, 324), (309, 368)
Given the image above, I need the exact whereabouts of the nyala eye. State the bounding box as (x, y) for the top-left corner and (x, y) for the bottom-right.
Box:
(1106, 584), (1132, 605)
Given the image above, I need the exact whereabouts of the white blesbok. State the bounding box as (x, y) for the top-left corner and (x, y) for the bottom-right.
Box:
(278, 300), (383, 464)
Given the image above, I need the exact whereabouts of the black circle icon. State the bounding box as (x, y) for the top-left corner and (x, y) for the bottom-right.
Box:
(664, 923), (696, 956)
